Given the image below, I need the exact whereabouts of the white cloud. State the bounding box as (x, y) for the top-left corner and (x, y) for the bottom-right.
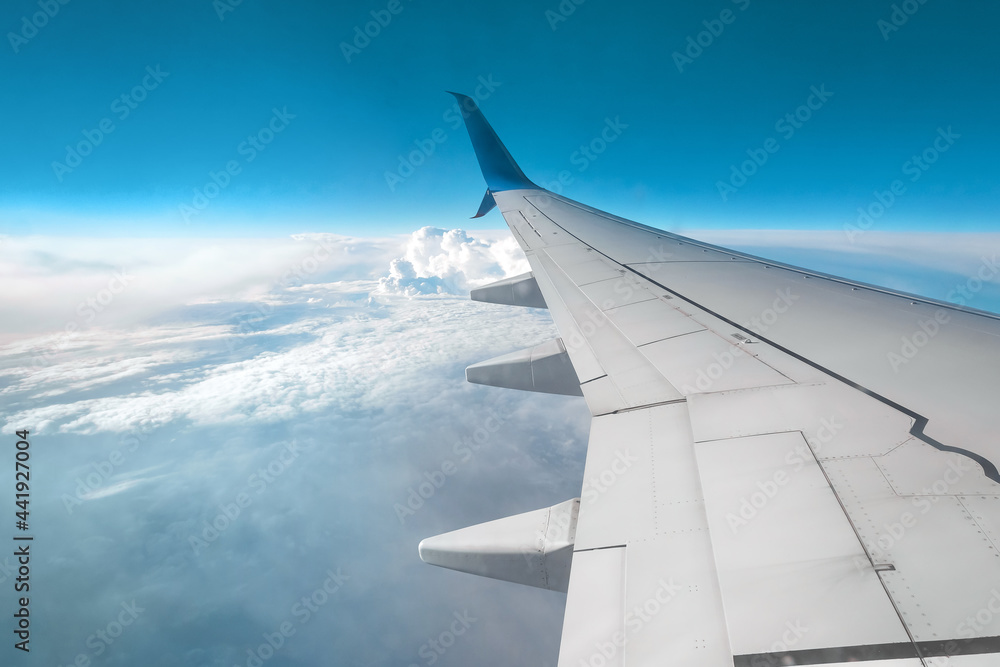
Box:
(6, 228), (1000, 436)
(1, 229), (584, 666)
(689, 229), (1000, 276)
(377, 227), (529, 295)
(0, 234), (403, 341)
(7, 226), (997, 667)
(1, 279), (557, 435)
(5, 349), (201, 398)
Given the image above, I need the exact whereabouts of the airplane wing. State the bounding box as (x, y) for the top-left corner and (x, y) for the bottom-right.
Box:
(419, 93), (1000, 667)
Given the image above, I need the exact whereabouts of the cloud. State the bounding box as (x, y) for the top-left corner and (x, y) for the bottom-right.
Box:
(0, 227), (584, 667)
(377, 227), (529, 295)
(0, 234), (403, 341)
(0, 226), (550, 437)
(4, 227), (999, 667)
(1, 283), (560, 435)
(7, 228), (999, 438)
(690, 229), (1000, 276)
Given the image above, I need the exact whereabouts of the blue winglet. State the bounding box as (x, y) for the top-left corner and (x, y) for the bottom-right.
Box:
(448, 92), (538, 193)
(472, 189), (497, 218)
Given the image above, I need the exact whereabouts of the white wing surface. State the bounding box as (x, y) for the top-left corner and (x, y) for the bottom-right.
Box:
(419, 93), (1000, 667)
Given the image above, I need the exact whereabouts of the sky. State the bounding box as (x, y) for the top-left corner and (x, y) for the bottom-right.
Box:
(1, 1), (1000, 666)
(1, 0), (998, 236)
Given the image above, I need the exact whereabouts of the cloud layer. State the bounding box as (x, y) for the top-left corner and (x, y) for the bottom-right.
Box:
(2, 227), (998, 666)
(0, 227), (582, 667)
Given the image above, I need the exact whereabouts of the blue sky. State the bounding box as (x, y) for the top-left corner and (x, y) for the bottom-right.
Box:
(2, 2), (1000, 666)
(2, 0), (998, 236)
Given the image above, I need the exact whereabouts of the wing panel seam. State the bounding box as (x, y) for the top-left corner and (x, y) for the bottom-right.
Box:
(521, 194), (1000, 483)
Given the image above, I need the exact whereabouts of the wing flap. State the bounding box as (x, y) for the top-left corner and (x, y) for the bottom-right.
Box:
(530, 248), (683, 411)
(696, 431), (913, 654)
(563, 403), (734, 667)
(557, 547), (627, 667)
(825, 455), (1000, 643)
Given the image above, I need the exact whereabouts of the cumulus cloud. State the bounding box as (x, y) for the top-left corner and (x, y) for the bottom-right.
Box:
(4, 227), (998, 667)
(0, 228), (537, 437)
(0, 227), (582, 667)
(377, 227), (529, 295)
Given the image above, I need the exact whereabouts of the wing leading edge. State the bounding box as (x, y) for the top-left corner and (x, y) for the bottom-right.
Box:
(419, 93), (1000, 667)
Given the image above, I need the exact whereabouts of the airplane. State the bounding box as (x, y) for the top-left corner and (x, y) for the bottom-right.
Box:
(418, 92), (1000, 666)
